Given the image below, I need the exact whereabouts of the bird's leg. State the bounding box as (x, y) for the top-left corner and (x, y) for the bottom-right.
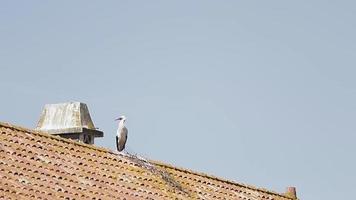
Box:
(115, 150), (128, 156)
(113, 150), (125, 156)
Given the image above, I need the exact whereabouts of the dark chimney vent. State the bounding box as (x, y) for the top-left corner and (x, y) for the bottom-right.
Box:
(36, 102), (103, 144)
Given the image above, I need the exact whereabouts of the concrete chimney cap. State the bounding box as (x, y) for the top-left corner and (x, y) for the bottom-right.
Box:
(36, 102), (103, 137)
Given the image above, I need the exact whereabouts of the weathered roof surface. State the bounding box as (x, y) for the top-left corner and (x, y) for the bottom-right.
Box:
(0, 122), (296, 200)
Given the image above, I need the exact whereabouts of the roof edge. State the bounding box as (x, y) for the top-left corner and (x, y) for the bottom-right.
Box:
(0, 121), (295, 200)
(0, 122), (109, 153)
(151, 160), (294, 199)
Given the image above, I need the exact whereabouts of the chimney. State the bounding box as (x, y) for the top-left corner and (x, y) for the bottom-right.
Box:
(36, 102), (103, 144)
(285, 187), (297, 199)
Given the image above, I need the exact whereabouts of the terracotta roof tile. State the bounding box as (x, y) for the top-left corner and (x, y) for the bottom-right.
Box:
(0, 122), (296, 200)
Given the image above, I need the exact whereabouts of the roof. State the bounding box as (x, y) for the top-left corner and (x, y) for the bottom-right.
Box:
(0, 122), (297, 200)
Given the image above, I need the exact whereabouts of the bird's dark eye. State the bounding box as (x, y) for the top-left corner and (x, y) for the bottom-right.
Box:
(118, 117), (122, 120)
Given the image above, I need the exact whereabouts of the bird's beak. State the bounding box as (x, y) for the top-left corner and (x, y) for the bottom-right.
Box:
(115, 118), (120, 121)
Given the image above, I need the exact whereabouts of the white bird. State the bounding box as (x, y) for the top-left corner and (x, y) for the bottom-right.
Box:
(115, 115), (128, 152)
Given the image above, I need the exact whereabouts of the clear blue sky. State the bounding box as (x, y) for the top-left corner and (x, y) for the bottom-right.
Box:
(1, 1), (355, 199)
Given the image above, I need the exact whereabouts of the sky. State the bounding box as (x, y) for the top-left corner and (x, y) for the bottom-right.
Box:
(1, 1), (355, 199)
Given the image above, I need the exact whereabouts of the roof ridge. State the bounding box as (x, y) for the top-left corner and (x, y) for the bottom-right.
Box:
(151, 160), (293, 199)
(0, 121), (294, 199)
(0, 121), (110, 153)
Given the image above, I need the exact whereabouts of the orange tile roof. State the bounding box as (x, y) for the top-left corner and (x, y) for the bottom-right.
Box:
(0, 122), (296, 200)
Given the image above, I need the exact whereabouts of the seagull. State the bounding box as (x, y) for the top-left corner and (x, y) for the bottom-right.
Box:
(115, 116), (128, 152)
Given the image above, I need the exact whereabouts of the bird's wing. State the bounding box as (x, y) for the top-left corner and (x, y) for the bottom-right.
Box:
(122, 127), (128, 139)
(116, 135), (120, 151)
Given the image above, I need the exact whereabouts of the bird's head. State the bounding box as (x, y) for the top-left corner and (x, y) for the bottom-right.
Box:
(115, 115), (127, 123)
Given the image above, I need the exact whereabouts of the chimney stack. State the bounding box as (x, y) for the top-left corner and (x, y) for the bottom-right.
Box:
(36, 102), (103, 144)
(285, 187), (297, 199)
